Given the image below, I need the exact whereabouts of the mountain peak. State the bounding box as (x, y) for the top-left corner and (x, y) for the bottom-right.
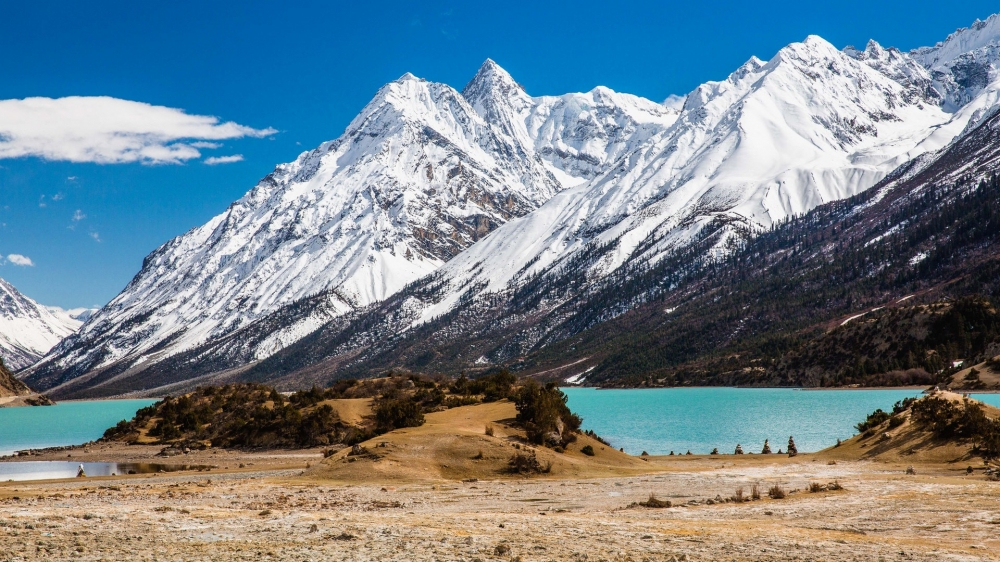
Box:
(461, 58), (533, 137)
(911, 12), (1000, 69)
(463, 59), (524, 99)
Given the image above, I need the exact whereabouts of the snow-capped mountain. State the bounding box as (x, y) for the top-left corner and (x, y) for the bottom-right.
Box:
(0, 277), (82, 370)
(25, 60), (677, 394)
(233, 15), (1000, 385)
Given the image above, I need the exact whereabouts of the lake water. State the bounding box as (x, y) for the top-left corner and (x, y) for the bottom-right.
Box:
(0, 461), (211, 482)
(0, 399), (156, 456)
(563, 387), (1000, 456)
(2, 390), (999, 460)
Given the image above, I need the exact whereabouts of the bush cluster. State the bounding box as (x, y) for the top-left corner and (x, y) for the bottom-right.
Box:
(449, 370), (517, 402)
(103, 383), (354, 448)
(513, 380), (582, 447)
(373, 392), (425, 433)
(855, 409), (891, 434)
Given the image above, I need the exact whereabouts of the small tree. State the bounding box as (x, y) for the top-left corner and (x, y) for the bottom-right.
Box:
(513, 380), (582, 446)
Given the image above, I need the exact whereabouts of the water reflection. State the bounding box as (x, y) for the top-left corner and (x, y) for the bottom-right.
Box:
(0, 461), (212, 482)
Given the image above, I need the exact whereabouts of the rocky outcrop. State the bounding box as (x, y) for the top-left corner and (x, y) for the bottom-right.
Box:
(0, 357), (53, 407)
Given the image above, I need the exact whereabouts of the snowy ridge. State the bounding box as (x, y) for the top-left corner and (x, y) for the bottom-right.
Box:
(411, 34), (985, 325)
(27, 61), (676, 391)
(0, 277), (80, 370)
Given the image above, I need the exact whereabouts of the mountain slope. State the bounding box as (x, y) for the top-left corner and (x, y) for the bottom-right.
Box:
(25, 62), (677, 397)
(0, 277), (81, 370)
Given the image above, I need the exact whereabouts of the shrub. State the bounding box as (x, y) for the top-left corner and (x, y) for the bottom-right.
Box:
(893, 397), (917, 414)
(485, 424), (495, 437)
(638, 494), (671, 508)
(373, 394), (425, 433)
(808, 482), (823, 493)
(888, 415), (905, 429)
(768, 485), (786, 499)
(506, 452), (551, 474)
(580, 445), (595, 456)
(734, 486), (745, 502)
(856, 409), (891, 433)
(451, 370), (517, 402)
(750, 483), (761, 500)
(583, 429), (611, 446)
(513, 380), (582, 446)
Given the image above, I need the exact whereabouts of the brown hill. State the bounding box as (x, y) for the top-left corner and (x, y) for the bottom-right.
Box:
(818, 391), (1000, 465)
(306, 400), (651, 483)
(0, 357), (30, 398)
(0, 357), (53, 407)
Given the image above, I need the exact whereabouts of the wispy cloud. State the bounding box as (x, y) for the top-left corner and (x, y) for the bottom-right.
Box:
(0, 96), (276, 165)
(72, 209), (86, 222)
(6, 254), (34, 266)
(88, 231), (101, 242)
(189, 141), (222, 149)
(663, 94), (686, 111)
(204, 154), (244, 165)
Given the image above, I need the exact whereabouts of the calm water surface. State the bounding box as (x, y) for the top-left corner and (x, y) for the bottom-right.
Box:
(0, 461), (210, 482)
(563, 387), (1000, 455)
(0, 399), (156, 456)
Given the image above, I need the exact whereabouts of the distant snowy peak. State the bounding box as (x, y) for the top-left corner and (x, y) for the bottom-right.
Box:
(911, 13), (1000, 70)
(845, 40), (940, 105)
(0, 278), (78, 370)
(463, 59), (679, 186)
(44, 306), (94, 331)
(908, 13), (1000, 111)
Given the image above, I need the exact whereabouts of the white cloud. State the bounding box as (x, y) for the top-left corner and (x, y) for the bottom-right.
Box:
(663, 94), (686, 111)
(72, 209), (86, 222)
(204, 154), (244, 165)
(0, 96), (276, 165)
(7, 254), (34, 266)
(189, 141), (222, 149)
(89, 231), (101, 242)
(52, 192), (65, 201)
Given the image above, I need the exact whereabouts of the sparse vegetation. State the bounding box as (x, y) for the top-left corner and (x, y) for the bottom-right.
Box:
(750, 483), (761, 500)
(856, 409), (891, 434)
(638, 494), (671, 508)
(856, 395), (1000, 459)
(768, 485), (786, 499)
(506, 451), (551, 474)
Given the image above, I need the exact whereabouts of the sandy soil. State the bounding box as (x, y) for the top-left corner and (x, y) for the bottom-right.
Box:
(2, 454), (1000, 561)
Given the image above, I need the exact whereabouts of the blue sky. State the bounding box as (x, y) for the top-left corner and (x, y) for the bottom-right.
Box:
(1, 0), (997, 308)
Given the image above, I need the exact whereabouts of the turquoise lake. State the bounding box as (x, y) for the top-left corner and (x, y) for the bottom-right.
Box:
(2, 391), (999, 457)
(563, 387), (1000, 455)
(0, 399), (156, 456)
